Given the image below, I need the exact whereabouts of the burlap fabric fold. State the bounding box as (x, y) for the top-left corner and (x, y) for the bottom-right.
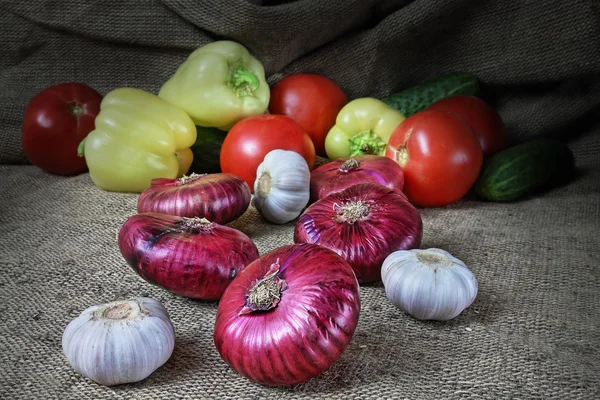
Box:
(1, 0), (599, 399)
(1, 0), (599, 164)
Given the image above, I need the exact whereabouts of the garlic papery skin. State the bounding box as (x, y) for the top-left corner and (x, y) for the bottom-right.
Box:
(381, 248), (478, 321)
(253, 149), (311, 224)
(62, 297), (175, 386)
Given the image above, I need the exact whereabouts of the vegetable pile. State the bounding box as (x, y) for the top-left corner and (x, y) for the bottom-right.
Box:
(21, 40), (576, 388)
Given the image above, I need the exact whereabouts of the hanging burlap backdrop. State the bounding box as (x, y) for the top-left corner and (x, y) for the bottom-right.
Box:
(1, 1), (599, 399)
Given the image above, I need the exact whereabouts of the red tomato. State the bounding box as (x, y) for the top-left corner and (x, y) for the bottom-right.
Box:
(220, 115), (316, 192)
(21, 82), (102, 175)
(428, 95), (506, 157)
(385, 110), (483, 207)
(268, 74), (347, 156)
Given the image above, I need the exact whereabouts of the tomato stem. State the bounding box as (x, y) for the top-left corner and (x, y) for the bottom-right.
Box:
(68, 101), (84, 116)
(395, 145), (409, 167)
(227, 61), (259, 97)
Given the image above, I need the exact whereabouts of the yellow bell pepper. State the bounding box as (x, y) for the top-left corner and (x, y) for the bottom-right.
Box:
(324, 98), (406, 160)
(79, 88), (197, 193)
(158, 40), (270, 131)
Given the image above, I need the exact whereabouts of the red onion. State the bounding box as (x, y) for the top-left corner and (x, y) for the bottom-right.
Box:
(294, 182), (422, 283)
(213, 243), (360, 387)
(118, 212), (259, 301)
(310, 155), (404, 203)
(137, 173), (251, 224)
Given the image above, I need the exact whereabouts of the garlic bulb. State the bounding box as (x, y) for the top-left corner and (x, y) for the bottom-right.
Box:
(381, 248), (478, 321)
(253, 149), (310, 224)
(62, 297), (175, 386)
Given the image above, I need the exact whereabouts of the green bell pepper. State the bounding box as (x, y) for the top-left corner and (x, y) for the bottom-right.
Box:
(324, 98), (406, 160)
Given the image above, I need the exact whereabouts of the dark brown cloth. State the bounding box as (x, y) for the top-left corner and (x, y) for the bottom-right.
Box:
(1, 0), (599, 165)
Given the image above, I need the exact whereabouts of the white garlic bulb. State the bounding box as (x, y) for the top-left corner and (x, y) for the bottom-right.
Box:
(62, 297), (175, 386)
(381, 248), (478, 321)
(253, 149), (310, 224)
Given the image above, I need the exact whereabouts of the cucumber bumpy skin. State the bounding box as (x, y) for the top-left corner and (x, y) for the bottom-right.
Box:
(381, 72), (480, 117)
(474, 139), (575, 202)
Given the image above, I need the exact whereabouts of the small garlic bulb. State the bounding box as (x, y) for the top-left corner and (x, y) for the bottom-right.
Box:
(253, 149), (310, 224)
(381, 248), (478, 321)
(62, 297), (175, 386)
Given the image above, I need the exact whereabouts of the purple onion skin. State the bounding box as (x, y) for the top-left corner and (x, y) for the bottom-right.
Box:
(214, 243), (360, 387)
(137, 173), (251, 224)
(118, 212), (259, 301)
(294, 182), (422, 283)
(309, 155), (405, 203)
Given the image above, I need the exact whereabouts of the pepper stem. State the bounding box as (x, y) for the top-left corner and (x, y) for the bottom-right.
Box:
(239, 260), (288, 315)
(77, 139), (85, 157)
(339, 158), (361, 172)
(348, 130), (387, 156)
(227, 61), (260, 97)
(334, 201), (371, 224)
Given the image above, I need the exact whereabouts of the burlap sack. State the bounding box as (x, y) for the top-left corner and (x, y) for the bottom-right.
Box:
(1, 1), (599, 399)
(1, 0), (599, 164)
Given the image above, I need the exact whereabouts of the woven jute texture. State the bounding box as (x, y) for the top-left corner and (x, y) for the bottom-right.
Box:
(1, 0), (600, 399)
(1, 162), (599, 400)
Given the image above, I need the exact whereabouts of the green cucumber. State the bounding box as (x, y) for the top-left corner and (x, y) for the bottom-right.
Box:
(381, 72), (480, 116)
(475, 139), (575, 202)
(189, 126), (228, 174)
